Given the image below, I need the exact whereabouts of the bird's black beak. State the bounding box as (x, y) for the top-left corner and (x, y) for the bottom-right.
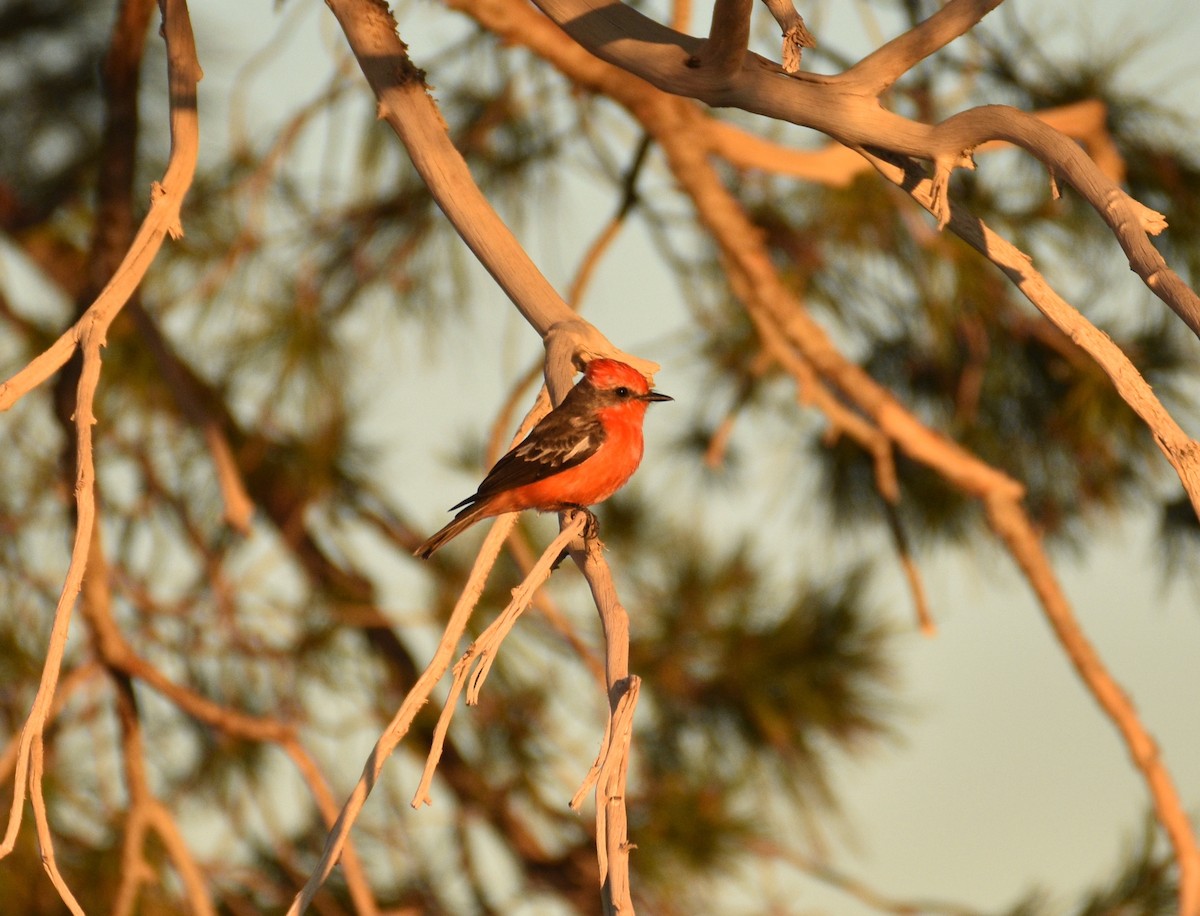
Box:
(642, 390), (673, 403)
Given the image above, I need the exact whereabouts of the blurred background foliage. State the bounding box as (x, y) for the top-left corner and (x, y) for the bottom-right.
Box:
(0, 0), (1197, 912)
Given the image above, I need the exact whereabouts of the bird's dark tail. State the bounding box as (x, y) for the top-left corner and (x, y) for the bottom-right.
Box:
(413, 505), (489, 559)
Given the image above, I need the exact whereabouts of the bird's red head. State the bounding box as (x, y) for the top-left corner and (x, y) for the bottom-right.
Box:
(583, 358), (653, 395)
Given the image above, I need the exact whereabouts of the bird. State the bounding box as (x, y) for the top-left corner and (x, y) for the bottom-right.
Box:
(414, 358), (672, 559)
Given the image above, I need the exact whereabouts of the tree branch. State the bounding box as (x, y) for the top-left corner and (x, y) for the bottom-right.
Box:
(568, 533), (638, 915)
(688, 0), (752, 78)
(842, 0), (1005, 94)
(704, 99), (1126, 186)
(522, 0), (1200, 337)
(863, 150), (1200, 520)
(437, 3), (1200, 909)
(0, 0), (201, 874)
(287, 393), (551, 914)
(324, 0), (660, 388)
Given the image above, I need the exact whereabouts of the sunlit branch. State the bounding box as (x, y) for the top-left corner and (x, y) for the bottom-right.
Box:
(505, 532), (608, 687)
(842, 0), (1005, 94)
(287, 393), (551, 914)
(704, 99), (1125, 186)
(568, 533), (639, 915)
(863, 150), (1200, 525)
(690, 0), (752, 78)
(0, 0), (202, 883)
(986, 497), (1200, 914)
(522, 0), (1200, 337)
(412, 513), (588, 805)
(325, 0), (660, 393)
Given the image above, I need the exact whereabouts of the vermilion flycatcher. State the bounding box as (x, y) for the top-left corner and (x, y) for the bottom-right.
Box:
(414, 358), (671, 558)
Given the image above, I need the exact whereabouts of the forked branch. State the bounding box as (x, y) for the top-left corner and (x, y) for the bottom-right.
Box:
(0, 0), (202, 894)
(324, 0), (660, 388)
(524, 0), (1200, 337)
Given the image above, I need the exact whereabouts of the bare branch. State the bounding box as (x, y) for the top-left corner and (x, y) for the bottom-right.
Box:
(287, 393), (552, 914)
(881, 501), (936, 637)
(863, 150), (1200, 520)
(568, 532), (638, 914)
(30, 739), (84, 914)
(842, 0), (1005, 94)
(325, 0), (660, 382)
(758, 0), (815, 74)
(0, 0), (202, 870)
(986, 497), (1200, 913)
(705, 100), (1126, 187)
(413, 513), (588, 805)
(521, 0), (1200, 336)
(688, 0), (753, 78)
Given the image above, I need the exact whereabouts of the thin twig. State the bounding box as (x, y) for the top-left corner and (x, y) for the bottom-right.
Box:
(287, 394), (552, 914)
(880, 500), (935, 636)
(568, 534), (639, 915)
(29, 738), (84, 914)
(505, 532), (607, 687)
(287, 513), (518, 914)
(412, 513), (588, 805)
(842, 0), (1004, 94)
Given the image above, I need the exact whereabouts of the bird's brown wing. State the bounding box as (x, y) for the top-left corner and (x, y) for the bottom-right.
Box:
(449, 407), (606, 512)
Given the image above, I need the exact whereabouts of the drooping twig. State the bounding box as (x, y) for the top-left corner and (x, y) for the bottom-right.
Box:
(412, 512), (588, 805)
(287, 514), (518, 914)
(880, 500), (935, 636)
(287, 394), (551, 914)
(0, 0), (202, 874)
(505, 532), (608, 686)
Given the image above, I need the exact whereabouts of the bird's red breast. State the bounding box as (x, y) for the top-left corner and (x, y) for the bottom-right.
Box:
(414, 357), (671, 558)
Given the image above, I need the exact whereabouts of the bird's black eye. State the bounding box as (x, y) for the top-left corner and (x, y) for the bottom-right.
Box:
(615, 386), (631, 398)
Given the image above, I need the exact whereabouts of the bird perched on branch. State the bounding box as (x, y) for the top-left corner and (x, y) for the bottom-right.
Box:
(414, 358), (672, 559)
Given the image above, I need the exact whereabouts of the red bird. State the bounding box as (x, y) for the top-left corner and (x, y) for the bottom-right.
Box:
(415, 358), (672, 558)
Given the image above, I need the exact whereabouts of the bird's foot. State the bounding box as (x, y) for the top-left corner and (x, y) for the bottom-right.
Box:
(553, 507), (598, 569)
(569, 506), (599, 540)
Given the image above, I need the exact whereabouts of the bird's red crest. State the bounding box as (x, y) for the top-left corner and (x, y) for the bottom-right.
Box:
(583, 358), (650, 394)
